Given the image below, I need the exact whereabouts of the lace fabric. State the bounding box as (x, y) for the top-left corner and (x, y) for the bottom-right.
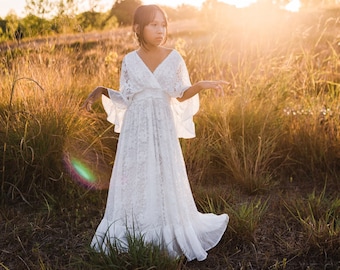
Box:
(92, 49), (229, 261)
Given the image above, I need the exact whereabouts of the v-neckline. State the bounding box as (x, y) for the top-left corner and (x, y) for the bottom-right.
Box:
(135, 49), (174, 74)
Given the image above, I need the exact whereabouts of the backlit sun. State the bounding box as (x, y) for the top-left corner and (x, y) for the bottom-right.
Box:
(147, 0), (301, 12)
(284, 0), (301, 12)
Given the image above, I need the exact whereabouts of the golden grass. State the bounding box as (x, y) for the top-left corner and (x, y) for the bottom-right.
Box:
(0, 7), (339, 269)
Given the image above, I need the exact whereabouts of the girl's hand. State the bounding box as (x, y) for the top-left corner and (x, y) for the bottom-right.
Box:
(199, 80), (230, 96)
(81, 86), (106, 111)
(177, 80), (231, 102)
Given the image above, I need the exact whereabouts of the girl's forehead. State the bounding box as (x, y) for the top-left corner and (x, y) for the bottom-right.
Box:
(151, 10), (166, 22)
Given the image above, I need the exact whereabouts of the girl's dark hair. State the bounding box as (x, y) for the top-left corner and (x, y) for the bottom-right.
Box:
(132, 5), (168, 47)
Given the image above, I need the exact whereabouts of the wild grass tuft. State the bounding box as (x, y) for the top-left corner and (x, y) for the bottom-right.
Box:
(197, 190), (268, 243)
(224, 198), (269, 242)
(83, 230), (183, 270)
(283, 184), (340, 257)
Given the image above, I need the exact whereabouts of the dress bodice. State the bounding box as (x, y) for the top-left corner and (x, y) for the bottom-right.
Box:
(102, 49), (199, 139)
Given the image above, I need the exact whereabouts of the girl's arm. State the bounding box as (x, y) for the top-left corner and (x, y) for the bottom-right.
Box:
(177, 80), (229, 102)
(82, 86), (109, 111)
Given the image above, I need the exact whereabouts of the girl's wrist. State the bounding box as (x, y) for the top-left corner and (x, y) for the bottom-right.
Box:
(195, 82), (204, 91)
(99, 86), (109, 97)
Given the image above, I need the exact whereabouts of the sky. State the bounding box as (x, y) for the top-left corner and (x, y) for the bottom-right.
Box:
(0, 0), (300, 18)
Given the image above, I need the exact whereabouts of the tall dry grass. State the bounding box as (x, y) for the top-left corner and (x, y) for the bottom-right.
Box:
(0, 40), (128, 203)
(0, 7), (339, 269)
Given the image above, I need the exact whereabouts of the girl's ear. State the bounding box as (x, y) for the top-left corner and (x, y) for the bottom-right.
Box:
(133, 24), (140, 34)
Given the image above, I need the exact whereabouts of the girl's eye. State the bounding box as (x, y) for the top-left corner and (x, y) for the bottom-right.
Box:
(148, 22), (166, 28)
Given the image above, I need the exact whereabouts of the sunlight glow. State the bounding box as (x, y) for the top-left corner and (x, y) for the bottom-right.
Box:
(143, 0), (258, 9)
(223, 0), (257, 8)
(284, 0), (301, 12)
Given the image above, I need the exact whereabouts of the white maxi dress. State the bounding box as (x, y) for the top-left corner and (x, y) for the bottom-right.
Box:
(91, 49), (229, 261)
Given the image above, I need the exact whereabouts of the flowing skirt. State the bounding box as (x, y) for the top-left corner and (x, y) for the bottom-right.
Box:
(91, 91), (229, 261)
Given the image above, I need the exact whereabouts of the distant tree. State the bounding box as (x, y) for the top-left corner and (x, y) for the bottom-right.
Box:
(176, 4), (199, 20)
(162, 4), (199, 21)
(0, 19), (6, 32)
(104, 0), (141, 26)
(0, 19), (7, 41)
(55, 0), (79, 16)
(51, 14), (78, 34)
(101, 11), (119, 30)
(202, 0), (218, 10)
(25, 0), (53, 18)
(5, 13), (20, 41)
(14, 25), (24, 44)
(201, 0), (234, 28)
(76, 11), (102, 31)
(21, 14), (51, 37)
(87, 0), (103, 12)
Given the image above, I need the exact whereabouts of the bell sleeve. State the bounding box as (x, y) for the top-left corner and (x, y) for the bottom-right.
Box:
(169, 52), (199, 139)
(101, 90), (127, 133)
(101, 58), (131, 133)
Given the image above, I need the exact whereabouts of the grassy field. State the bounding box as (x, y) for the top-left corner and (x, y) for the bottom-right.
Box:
(0, 7), (340, 270)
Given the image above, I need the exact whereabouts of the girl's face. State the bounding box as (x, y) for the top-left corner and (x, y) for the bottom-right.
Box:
(141, 10), (167, 48)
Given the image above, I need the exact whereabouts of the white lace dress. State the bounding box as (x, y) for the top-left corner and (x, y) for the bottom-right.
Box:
(90, 49), (229, 261)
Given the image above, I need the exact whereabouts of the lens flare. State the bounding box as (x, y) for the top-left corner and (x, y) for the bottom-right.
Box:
(71, 157), (96, 183)
(63, 152), (108, 190)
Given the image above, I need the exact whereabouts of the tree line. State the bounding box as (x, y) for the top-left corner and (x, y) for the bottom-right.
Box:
(0, 0), (201, 43)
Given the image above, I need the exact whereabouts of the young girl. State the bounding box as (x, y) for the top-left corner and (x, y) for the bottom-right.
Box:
(83, 4), (229, 262)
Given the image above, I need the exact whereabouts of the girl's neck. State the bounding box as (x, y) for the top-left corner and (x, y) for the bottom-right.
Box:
(139, 45), (162, 54)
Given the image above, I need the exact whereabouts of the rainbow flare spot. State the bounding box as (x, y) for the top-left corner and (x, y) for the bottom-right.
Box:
(70, 157), (96, 184)
(63, 152), (106, 190)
